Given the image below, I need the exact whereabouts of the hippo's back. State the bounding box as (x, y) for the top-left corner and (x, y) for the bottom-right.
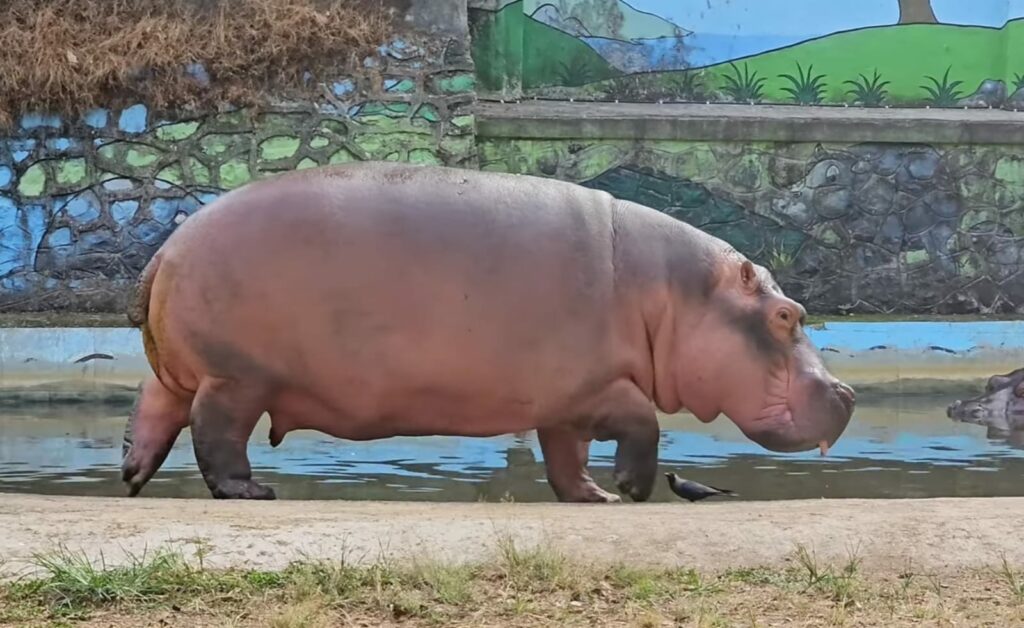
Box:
(149, 163), (628, 429)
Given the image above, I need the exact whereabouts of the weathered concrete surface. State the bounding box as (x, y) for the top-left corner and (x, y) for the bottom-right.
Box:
(476, 101), (1024, 143)
(405, 0), (469, 37)
(2, 494), (1023, 577)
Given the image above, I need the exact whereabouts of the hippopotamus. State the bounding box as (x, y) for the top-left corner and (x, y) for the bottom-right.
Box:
(947, 368), (1024, 433)
(121, 162), (856, 503)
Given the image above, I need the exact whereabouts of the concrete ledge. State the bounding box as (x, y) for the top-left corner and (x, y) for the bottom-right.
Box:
(0, 321), (1022, 402)
(476, 101), (1024, 144)
(2, 494), (1023, 575)
(0, 313), (128, 328)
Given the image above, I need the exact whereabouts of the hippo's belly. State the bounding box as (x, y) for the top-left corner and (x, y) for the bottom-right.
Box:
(152, 164), (626, 437)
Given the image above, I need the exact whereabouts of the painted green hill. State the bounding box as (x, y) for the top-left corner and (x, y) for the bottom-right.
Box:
(471, 0), (620, 92)
(529, 0), (687, 41)
(708, 21), (1016, 104)
(575, 20), (1022, 106)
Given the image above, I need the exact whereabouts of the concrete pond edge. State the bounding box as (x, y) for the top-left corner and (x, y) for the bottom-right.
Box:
(0, 319), (1020, 403)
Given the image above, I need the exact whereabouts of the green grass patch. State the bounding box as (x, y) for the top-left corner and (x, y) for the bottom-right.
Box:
(700, 22), (1015, 105)
(4, 545), (275, 620)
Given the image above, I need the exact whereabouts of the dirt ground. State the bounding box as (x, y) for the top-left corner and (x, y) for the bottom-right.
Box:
(3, 494), (1024, 577)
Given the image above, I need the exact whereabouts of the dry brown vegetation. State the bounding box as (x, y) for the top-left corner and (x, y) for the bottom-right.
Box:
(3, 539), (1024, 627)
(0, 0), (392, 127)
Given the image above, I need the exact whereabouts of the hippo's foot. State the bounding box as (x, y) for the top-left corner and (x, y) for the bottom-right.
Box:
(589, 390), (660, 503)
(190, 377), (273, 501)
(121, 376), (190, 497)
(614, 461), (657, 503)
(210, 479), (276, 500)
(570, 483), (622, 503)
(538, 426), (622, 504)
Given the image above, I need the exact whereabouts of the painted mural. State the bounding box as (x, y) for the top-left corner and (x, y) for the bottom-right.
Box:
(469, 0), (1024, 107)
(479, 137), (1024, 314)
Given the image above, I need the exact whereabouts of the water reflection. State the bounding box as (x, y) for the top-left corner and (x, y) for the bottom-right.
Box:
(1, 393), (1023, 502)
(985, 425), (1024, 450)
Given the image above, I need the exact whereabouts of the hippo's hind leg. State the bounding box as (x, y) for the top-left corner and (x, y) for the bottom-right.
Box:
(122, 376), (191, 496)
(537, 427), (621, 503)
(190, 377), (275, 500)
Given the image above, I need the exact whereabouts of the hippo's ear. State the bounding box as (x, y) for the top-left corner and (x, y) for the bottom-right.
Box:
(739, 260), (758, 294)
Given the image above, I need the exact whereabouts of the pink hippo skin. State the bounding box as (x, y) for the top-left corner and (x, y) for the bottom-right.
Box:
(121, 162), (856, 503)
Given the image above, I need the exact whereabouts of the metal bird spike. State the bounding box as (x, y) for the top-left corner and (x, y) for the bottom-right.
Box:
(665, 472), (738, 502)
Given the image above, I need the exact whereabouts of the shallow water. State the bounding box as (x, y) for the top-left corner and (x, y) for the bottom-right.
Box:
(1, 392), (1022, 502)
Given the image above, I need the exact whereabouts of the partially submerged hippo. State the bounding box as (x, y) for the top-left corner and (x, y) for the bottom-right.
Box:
(121, 162), (856, 503)
(947, 368), (1024, 433)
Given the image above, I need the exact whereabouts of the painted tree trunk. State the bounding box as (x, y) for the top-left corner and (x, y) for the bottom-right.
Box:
(898, 0), (937, 24)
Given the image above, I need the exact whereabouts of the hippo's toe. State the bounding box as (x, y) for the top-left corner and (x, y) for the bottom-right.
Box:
(614, 470), (654, 503)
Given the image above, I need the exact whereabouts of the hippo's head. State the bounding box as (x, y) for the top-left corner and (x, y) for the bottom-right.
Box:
(672, 255), (855, 454)
(947, 368), (1024, 432)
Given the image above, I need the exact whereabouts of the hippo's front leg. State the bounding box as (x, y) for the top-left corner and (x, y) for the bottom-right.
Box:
(586, 381), (661, 502)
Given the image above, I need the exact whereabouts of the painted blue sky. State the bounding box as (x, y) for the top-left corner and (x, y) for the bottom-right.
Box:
(625, 0), (1024, 37)
(583, 1), (1024, 71)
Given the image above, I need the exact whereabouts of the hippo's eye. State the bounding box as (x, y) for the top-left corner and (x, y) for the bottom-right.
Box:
(825, 164), (840, 183)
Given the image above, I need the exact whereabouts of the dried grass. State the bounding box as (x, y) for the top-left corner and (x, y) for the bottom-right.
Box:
(0, 0), (392, 127)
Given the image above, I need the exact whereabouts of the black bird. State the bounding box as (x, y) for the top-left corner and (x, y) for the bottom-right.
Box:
(665, 472), (738, 502)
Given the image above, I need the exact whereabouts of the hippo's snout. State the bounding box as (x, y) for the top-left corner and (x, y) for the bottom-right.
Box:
(741, 374), (855, 455)
(947, 399), (987, 423)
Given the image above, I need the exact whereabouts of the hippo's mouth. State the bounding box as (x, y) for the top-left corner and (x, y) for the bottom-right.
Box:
(747, 364), (855, 455)
(754, 365), (794, 426)
(749, 366), (801, 440)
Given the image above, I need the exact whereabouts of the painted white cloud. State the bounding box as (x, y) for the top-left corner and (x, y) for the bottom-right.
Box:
(624, 0), (1024, 37)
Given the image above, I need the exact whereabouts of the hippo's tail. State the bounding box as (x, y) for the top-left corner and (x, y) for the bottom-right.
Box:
(127, 253), (160, 328)
(127, 253), (163, 375)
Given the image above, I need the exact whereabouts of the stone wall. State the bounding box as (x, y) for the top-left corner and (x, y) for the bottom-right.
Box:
(479, 130), (1024, 315)
(0, 0), (476, 313)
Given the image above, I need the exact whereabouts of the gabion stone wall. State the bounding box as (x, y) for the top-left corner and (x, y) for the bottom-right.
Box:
(0, 22), (475, 312)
